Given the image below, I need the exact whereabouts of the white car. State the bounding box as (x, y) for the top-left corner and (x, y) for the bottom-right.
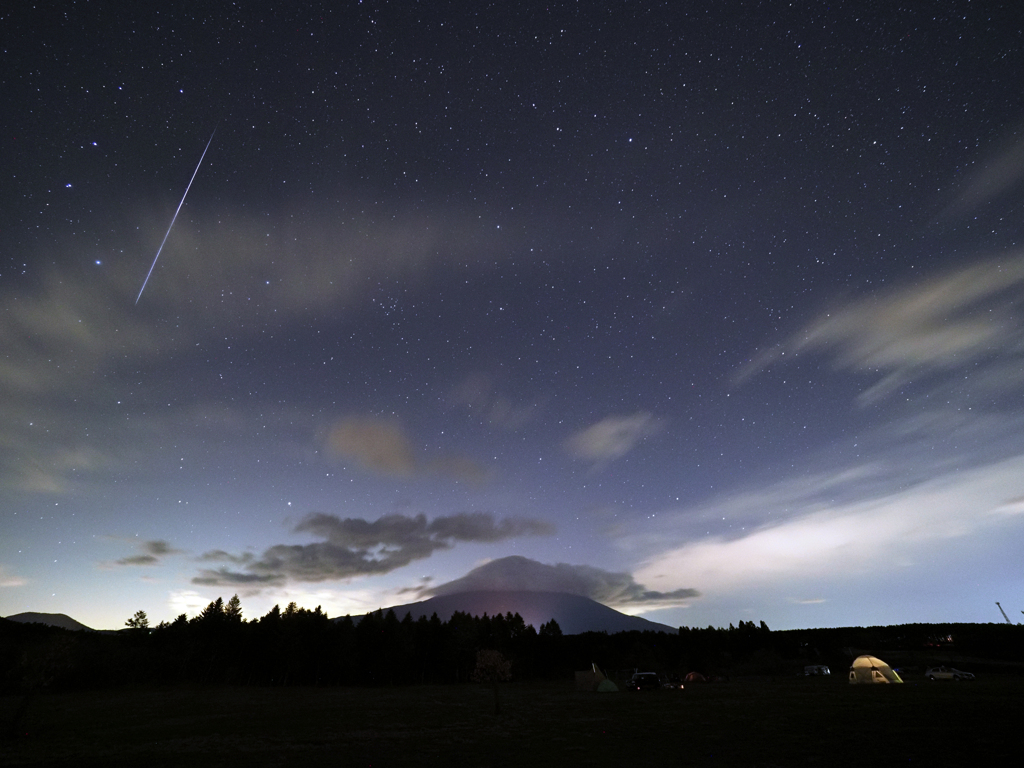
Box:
(925, 666), (975, 681)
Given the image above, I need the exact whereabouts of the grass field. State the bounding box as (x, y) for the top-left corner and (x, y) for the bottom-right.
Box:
(2, 675), (1018, 766)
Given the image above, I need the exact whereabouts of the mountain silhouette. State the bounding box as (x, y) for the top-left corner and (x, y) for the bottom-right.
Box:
(4, 612), (95, 631)
(360, 590), (677, 634)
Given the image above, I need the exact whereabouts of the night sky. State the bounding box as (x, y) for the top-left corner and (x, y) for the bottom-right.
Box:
(3, 2), (1024, 631)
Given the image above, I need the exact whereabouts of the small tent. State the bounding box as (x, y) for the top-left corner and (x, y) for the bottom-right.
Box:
(848, 655), (903, 684)
(575, 663), (618, 692)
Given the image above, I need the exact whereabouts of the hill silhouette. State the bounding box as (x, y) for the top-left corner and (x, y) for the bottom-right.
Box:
(4, 612), (95, 631)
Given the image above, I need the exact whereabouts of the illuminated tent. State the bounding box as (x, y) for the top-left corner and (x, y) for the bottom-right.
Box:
(848, 655), (903, 684)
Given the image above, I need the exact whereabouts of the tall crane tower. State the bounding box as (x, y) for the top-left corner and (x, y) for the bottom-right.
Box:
(996, 602), (1013, 625)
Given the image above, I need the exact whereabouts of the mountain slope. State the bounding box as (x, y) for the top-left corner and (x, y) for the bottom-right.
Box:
(4, 612), (95, 631)
(359, 590), (677, 635)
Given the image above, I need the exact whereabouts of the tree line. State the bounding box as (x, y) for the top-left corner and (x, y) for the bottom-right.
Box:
(4, 595), (1024, 695)
(2, 596), (781, 691)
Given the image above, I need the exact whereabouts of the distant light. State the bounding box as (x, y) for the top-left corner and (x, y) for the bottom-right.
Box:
(95, 260), (102, 265)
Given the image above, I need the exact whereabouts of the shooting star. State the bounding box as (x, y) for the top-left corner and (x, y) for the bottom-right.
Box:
(135, 128), (217, 304)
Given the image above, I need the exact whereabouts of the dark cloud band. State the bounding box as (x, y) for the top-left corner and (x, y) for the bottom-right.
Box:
(193, 512), (555, 588)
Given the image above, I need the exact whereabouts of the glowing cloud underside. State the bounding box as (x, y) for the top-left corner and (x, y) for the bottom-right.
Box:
(635, 455), (1024, 596)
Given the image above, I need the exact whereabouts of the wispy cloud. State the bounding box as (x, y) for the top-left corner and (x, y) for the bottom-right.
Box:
(0, 201), (529, 494)
(448, 372), (541, 430)
(327, 416), (487, 481)
(943, 125), (1024, 217)
(0, 566), (27, 588)
(110, 539), (182, 567)
(992, 495), (1024, 516)
(738, 255), (1024, 404)
(193, 512), (555, 588)
(0, 203), (517, 397)
(566, 412), (662, 464)
(328, 417), (417, 476)
(425, 555), (698, 612)
(192, 571), (286, 587)
(196, 550), (255, 565)
(2, 442), (118, 496)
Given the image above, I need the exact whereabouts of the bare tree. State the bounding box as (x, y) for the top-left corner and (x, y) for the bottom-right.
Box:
(471, 649), (512, 715)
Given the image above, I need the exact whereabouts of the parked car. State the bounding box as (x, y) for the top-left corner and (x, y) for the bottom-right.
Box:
(925, 666), (975, 681)
(628, 672), (662, 690)
(803, 665), (831, 676)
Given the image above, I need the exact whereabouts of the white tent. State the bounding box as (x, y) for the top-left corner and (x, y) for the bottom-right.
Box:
(848, 655), (903, 684)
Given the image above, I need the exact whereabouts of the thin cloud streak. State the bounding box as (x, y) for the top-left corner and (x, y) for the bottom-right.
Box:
(0, 199), (530, 405)
(566, 412), (661, 464)
(112, 539), (181, 567)
(943, 125), (1024, 218)
(0, 566), (27, 588)
(738, 255), (1024, 404)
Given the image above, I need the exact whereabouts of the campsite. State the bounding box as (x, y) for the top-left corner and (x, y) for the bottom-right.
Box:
(2, 673), (1020, 766)
(4, 612), (1023, 764)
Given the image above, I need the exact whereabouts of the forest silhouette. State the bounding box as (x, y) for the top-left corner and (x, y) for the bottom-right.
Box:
(4, 595), (1024, 694)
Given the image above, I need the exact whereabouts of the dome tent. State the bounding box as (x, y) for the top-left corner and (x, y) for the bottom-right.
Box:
(575, 663), (619, 692)
(848, 655), (903, 684)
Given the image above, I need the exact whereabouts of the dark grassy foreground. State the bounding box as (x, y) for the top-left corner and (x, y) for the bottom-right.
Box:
(2, 675), (1018, 767)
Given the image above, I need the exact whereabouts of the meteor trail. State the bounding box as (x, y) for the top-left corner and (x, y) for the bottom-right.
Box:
(135, 129), (217, 304)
